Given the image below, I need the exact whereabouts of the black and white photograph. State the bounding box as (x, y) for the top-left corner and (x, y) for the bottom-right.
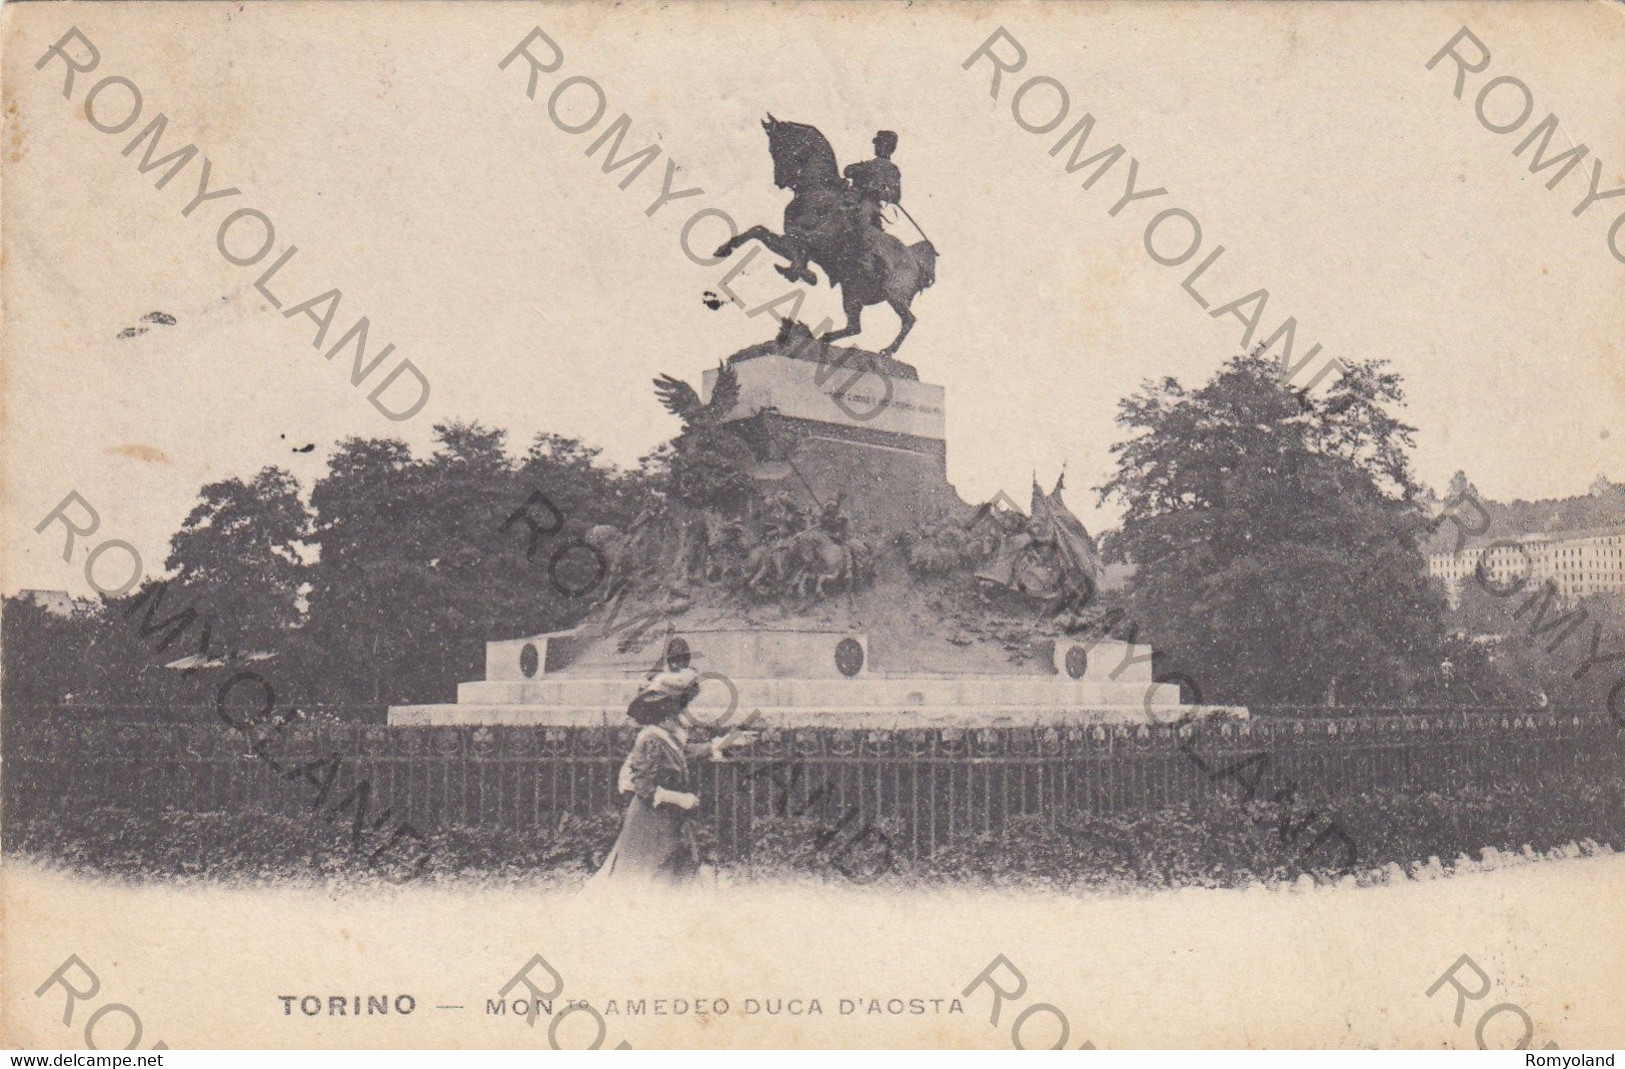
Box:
(1, 0), (1622, 1054)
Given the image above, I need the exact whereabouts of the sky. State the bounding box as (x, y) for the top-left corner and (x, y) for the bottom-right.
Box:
(4, 0), (1623, 596)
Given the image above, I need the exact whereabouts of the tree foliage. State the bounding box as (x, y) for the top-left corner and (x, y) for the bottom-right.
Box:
(296, 422), (650, 706)
(7, 359), (1603, 721)
(1099, 353), (1453, 706)
(3, 424), (655, 719)
(163, 466), (310, 653)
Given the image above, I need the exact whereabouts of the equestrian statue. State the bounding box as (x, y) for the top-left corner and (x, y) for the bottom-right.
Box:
(714, 119), (938, 358)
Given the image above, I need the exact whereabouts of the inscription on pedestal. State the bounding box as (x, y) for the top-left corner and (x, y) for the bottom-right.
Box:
(703, 355), (945, 441)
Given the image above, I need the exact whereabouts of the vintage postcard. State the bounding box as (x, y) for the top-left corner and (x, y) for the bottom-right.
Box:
(3, 0), (1624, 1053)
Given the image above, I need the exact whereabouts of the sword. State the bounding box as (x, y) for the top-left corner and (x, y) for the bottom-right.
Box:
(892, 202), (937, 252)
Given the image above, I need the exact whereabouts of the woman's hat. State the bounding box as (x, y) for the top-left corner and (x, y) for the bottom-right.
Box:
(639, 667), (701, 700)
(626, 690), (676, 725)
(626, 667), (702, 723)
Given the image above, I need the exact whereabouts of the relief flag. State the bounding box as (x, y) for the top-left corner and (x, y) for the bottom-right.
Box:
(1030, 472), (1103, 588)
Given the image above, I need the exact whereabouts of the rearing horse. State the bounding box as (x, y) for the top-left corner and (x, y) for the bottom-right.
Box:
(713, 117), (937, 358)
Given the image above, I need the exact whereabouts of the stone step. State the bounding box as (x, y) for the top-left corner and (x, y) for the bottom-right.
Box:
(556, 630), (874, 680)
(485, 629), (1160, 685)
(455, 676), (1184, 710)
(388, 702), (1226, 730)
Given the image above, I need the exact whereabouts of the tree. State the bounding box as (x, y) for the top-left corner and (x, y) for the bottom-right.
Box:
(0, 470), (312, 720)
(1099, 353), (1453, 707)
(299, 434), (424, 706)
(159, 466), (310, 654)
(1448, 571), (1622, 710)
(0, 597), (101, 713)
(4, 424), (662, 720)
(298, 422), (651, 709)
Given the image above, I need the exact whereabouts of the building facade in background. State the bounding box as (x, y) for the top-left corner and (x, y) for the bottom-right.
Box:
(1429, 526), (1625, 606)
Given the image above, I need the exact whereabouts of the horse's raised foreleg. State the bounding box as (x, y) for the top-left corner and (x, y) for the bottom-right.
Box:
(714, 225), (772, 259)
(764, 232), (816, 286)
(714, 227), (817, 285)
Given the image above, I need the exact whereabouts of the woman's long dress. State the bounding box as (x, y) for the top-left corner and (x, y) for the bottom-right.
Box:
(593, 724), (700, 885)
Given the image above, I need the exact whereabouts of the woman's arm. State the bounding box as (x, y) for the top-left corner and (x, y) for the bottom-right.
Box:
(625, 733), (677, 804)
(627, 731), (698, 809)
(684, 739), (720, 759)
(687, 731), (760, 761)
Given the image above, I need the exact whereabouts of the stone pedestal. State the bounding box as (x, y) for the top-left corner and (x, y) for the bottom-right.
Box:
(702, 344), (958, 521)
(704, 353), (946, 444)
(386, 336), (1247, 729)
(389, 624), (1245, 729)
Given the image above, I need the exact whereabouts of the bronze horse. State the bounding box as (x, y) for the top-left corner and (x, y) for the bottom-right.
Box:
(713, 118), (937, 358)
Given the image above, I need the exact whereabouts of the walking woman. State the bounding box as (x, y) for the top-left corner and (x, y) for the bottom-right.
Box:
(591, 667), (750, 887)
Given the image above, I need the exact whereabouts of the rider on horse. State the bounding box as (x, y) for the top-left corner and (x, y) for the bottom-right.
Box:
(845, 132), (901, 226)
(772, 130), (903, 286)
(843, 132), (903, 269)
(714, 118), (937, 358)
